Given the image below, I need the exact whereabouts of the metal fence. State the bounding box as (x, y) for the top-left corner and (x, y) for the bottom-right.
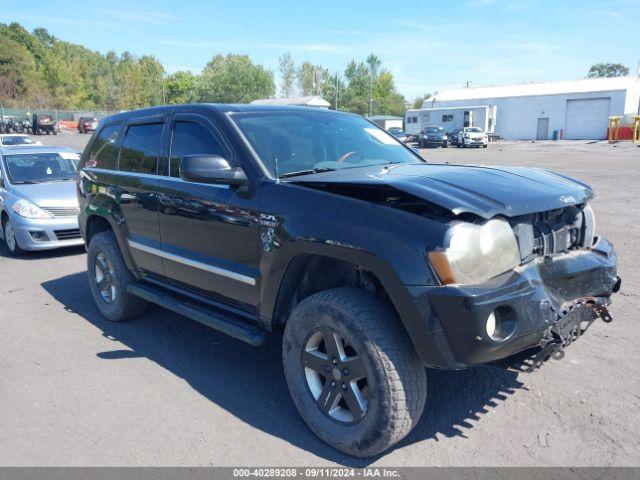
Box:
(0, 106), (114, 121)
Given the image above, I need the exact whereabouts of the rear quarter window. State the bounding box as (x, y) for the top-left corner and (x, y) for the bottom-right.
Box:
(87, 123), (121, 170)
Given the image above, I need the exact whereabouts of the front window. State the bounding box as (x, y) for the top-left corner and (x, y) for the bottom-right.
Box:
(1, 135), (36, 146)
(230, 111), (422, 177)
(3, 152), (79, 184)
(465, 127), (482, 133)
(425, 127), (444, 134)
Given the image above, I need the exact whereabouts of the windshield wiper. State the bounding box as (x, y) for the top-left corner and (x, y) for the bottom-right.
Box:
(12, 180), (39, 184)
(279, 167), (336, 179)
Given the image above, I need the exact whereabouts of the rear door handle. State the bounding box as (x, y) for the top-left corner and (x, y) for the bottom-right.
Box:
(107, 186), (123, 196)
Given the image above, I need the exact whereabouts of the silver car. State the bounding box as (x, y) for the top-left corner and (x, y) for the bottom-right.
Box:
(0, 145), (83, 254)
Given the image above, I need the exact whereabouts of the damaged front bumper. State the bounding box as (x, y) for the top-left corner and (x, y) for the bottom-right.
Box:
(409, 236), (620, 369)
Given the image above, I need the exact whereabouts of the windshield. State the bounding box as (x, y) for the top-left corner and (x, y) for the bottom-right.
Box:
(465, 127), (482, 133)
(1, 135), (36, 146)
(3, 152), (79, 184)
(230, 111), (422, 177)
(425, 127), (444, 134)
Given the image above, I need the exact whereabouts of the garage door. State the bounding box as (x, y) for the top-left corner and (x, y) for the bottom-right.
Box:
(565, 98), (610, 140)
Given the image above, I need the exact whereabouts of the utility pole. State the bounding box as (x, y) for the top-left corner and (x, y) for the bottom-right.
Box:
(369, 69), (373, 117)
(334, 72), (339, 110)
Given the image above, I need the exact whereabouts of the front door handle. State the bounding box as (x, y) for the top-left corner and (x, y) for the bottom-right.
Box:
(107, 186), (123, 196)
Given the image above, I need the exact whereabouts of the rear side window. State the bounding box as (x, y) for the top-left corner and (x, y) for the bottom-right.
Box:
(88, 123), (120, 169)
(169, 121), (228, 177)
(119, 123), (163, 175)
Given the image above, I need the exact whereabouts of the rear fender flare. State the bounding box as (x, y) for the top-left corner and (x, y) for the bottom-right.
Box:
(82, 194), (139, 277)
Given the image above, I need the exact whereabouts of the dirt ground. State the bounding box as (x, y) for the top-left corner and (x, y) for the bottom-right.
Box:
(0, 132), (638, 467)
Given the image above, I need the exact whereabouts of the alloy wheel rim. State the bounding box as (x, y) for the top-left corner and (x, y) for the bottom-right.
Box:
(5, 223), (16, 251)
(302, 327), (369, 424)
(94, 252), (117, 304)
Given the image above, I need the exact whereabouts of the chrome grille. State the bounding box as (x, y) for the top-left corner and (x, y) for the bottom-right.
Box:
(42, 206), (80, 217)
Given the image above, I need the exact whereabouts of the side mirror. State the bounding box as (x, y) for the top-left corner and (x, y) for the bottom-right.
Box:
(180, 155), (248, 187)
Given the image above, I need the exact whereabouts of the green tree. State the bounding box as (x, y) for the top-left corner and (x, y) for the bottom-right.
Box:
(278, 52), (296, 98)
(322, 72), (344, 110)
(337, 55), (406, 116)
(165, 71), (196, 104)
(297, 62), (328, 96)
(0, 35), (40, 102)
(137, 55), (165, 105)
(587, 63), (629, 78)
(193, 54), (275, 103)
(412, 93), (431, 109)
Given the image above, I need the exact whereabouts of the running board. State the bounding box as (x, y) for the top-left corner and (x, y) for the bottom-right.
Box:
(127, 283), (266, 346)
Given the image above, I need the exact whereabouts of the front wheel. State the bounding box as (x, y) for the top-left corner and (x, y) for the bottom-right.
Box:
(2, 218), (24, 256)
(283, 288), (427, 457)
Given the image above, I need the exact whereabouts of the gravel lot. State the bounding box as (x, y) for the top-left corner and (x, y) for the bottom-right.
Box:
(1, 132), (639, 467)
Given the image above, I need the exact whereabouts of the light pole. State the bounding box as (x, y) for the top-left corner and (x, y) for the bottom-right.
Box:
(369, 68), (373, 117)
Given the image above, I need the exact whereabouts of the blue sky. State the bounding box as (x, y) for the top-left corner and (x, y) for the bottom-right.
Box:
(3, 0), (639, 99)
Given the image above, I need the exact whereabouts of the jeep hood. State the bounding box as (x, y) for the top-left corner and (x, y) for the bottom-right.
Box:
(289, 163), (593, 219)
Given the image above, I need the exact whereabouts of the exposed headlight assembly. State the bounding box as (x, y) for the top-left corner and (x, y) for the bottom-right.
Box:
(581, 203), (596, 247)
(429, 218), (521, 285)
(11, 199), (52, 219)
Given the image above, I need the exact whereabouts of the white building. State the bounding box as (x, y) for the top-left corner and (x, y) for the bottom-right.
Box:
(404, 105), (496, 136)
(368, 115), (404, 130)
(250, 96), (331, 108)
(424, 77), (640, 140)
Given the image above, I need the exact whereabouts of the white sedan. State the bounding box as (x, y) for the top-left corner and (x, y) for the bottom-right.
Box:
(0, 134), (42, 147)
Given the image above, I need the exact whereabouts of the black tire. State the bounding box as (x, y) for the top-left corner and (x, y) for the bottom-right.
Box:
(282, 287), (426, 457)
(87, 230), (147, 321)
(2, 217), (25, 256)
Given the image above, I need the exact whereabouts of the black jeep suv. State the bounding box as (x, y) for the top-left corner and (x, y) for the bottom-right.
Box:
(77, 104), (620, 457)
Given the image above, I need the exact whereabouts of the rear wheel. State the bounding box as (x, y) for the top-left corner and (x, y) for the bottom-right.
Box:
(87, 230), (147, 321)
(283, 287), (426, 457)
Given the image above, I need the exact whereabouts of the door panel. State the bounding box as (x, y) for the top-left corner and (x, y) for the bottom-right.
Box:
(536, 117), (549, 140)
(158, 114), (261, 309)
(116, 120), (166, 276)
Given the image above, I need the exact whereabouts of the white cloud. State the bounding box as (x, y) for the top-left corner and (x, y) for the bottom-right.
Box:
(106, 8), (179, 24)
(161, 40), (232, 49)
(262, 43), (347, 53)
(466, 0), (497, 6)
